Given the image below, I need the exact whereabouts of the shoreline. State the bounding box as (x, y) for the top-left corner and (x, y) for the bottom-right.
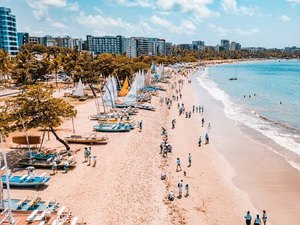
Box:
(192, 68), (300, 225)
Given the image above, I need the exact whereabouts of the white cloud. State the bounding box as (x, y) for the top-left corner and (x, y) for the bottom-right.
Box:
(222, 0), (257, 15)
(236, 28), (259, 36)
(150, 15), (196, 35)
(115, 0), (217, 20)
(25, 0), (69, 21)
(279, 15), (291, 22)
(67, 2), (79, 11)
(52, 21), (68, 29)
(78, 12), (133, 30)
(286, 0), (300, 3)
(208, 23), (230, 37)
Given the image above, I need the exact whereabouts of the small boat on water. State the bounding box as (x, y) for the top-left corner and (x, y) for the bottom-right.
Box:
(93, 123), (132, 132)
(137, 104), (155, 111)
(229, 77), (238, 81)
(64, 134), (108, 145)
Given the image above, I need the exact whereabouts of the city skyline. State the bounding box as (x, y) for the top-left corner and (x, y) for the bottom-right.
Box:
(1, 0), (300, 48)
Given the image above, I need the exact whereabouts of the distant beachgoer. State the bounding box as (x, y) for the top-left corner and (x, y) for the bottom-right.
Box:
(161, 171), (166, 180)
(139, 120), (143, 132)
(84, 147), (89, 162)
(189, 111), (191, 118)
(192, 105), (195, 113)
(183, 171), (186, 176)
(196, 107), (198, 113)
(180, 93), (182, 99)
(201, 118), (205, 127)
(244, 211), (252, 225)
(244, 95), (246, 98)
(198, 136), (202, 147)
(188, 153), (192, 167)
(92, 156), (97, 167)
(52, 161), (57, 175)
(262, 210), (267, 225)
(178, 180), (183, 197)
(163, 148), (168, 157)
(208, 123), (211, 130)
(176, 158), (182, 171)
(201, 106), (204, 113)
(63, 161), (69, 173)
(280, 101), (282, 105)
(185, 184), (189, 196)
(168, 191), (175, 201)
(205, 132), (209, 144)
(177, 103), (180, 109)
(254, 214), (261, 225)
(185, 112), (188, 118)
(160, 143), (163, 154)
(87, 154), (92, 166)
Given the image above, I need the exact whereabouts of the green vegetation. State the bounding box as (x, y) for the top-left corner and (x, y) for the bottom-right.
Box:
(0, 44), (299, 87)
(1, 85), (76, 149)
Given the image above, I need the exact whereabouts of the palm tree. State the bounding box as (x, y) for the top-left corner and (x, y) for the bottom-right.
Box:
(0, 49), (11, 86)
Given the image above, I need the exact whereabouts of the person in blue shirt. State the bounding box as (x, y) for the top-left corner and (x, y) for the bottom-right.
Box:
(244, 211), (252, 225)
(254, 214), (261, 225)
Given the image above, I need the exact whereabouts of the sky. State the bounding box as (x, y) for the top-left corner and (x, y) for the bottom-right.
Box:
(1, 0), (300, 48)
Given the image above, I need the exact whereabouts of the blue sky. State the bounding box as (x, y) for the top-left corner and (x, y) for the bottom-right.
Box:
(1, 0), (300, 48)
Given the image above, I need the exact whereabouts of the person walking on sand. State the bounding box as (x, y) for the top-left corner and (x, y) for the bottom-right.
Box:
(84, 147), (88, 162)
(198, 136), (202, 147)
(188, 153), (192, 167)
(92, 155), (97, 167)
(185, 184), (189, 196)
(196, 106), (198, 113)
(139, 120), (143, 132)
(262, 210), (267, 225)
(192, 105), (195, 113)
(176, 158), (182, 171)
(51, 160), (57, 175)
(178, 180), (183, 197)
(244, 211), (252, 225)
(168, 191), (174, 201)
(254, 214), (261, 225)
(205, 132), (209, 144)
(201, 118), (205, 127)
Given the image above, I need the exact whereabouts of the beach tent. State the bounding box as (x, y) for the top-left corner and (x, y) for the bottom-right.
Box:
(118, 77), (129, 97)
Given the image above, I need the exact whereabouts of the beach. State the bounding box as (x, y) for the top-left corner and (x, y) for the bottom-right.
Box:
(3, 63), (300, 224)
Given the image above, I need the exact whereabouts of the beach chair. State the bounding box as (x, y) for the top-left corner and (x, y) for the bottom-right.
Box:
(16, 196), (28, 209)
(71, 216), (78, 225)
(26, 209), (39, 221)
(19, 174), (27, 182)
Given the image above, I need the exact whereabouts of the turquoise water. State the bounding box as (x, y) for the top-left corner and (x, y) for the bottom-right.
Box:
(209, 60), (300, 129)
(196, 60), (300, 167)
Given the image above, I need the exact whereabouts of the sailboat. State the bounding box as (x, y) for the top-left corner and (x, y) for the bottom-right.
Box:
(118, 77), (129, 97)
(115, 77), (137, 108)
(72, 78), (88, 100)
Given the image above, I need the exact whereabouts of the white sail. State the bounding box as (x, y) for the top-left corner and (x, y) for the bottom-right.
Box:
(72, 78), (85, 97)
(103, 77), (115, 107)
(123, 78), (137, 105)
(111, 76), (118, 100)
(141, 70), (145, 89)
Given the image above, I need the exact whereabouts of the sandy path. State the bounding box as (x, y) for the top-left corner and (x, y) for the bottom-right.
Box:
(160, 74), (256, 225)
(9, 93), (170, 224)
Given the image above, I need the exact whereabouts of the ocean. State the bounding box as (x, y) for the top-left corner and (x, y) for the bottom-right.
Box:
(196, 60), (300, 170)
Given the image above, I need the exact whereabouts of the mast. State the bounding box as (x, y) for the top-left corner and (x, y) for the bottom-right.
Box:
(0, 135), (16, 225)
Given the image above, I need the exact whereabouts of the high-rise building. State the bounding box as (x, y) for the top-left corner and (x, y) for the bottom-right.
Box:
(0, 7), (18, 56)
(72, 38), (83, 51)
(28, 36), (43, 45)
(126, 37), (137, 58)
(179, 44), (191, 51)
(230, 41), (242, 51)
(165, 42), (173, 55)
(56, 36), (72, 48)
(17, 32), (29, 49)
(192, 41), (205, 50)
(220, 39), (230, 50)
(86, 35), (123, 54)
